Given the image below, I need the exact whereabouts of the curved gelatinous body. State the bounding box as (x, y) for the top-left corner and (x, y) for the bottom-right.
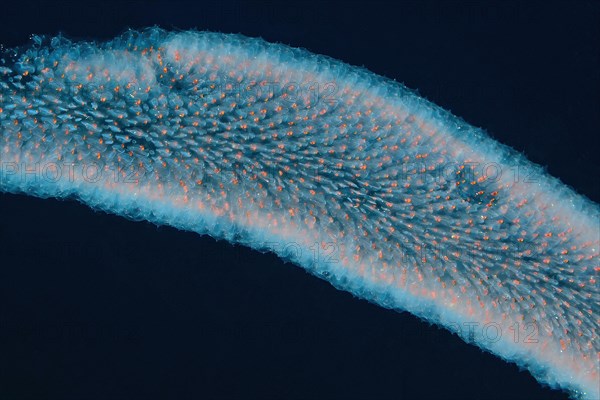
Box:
(0, 29), (598, 399)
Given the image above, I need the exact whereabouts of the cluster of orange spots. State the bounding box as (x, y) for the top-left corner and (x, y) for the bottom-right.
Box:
(1, 31), (598, 397)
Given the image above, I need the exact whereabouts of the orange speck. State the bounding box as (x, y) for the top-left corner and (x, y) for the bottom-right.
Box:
(560, 339), (567, 351)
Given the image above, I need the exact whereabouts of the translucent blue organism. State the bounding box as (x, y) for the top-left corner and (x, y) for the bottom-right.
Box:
(0, 28), (598, 399)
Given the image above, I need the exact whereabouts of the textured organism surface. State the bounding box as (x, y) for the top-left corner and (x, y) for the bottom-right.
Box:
(0, 29), (598, 399)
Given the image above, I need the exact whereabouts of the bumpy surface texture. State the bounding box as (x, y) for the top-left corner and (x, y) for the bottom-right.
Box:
(0, 29), (598, 399)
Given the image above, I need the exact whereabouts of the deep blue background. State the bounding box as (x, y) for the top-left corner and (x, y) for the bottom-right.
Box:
(0, 1), (598, 399)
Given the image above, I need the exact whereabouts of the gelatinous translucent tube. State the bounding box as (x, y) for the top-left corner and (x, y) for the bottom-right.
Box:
(0, 28), (598, 399)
